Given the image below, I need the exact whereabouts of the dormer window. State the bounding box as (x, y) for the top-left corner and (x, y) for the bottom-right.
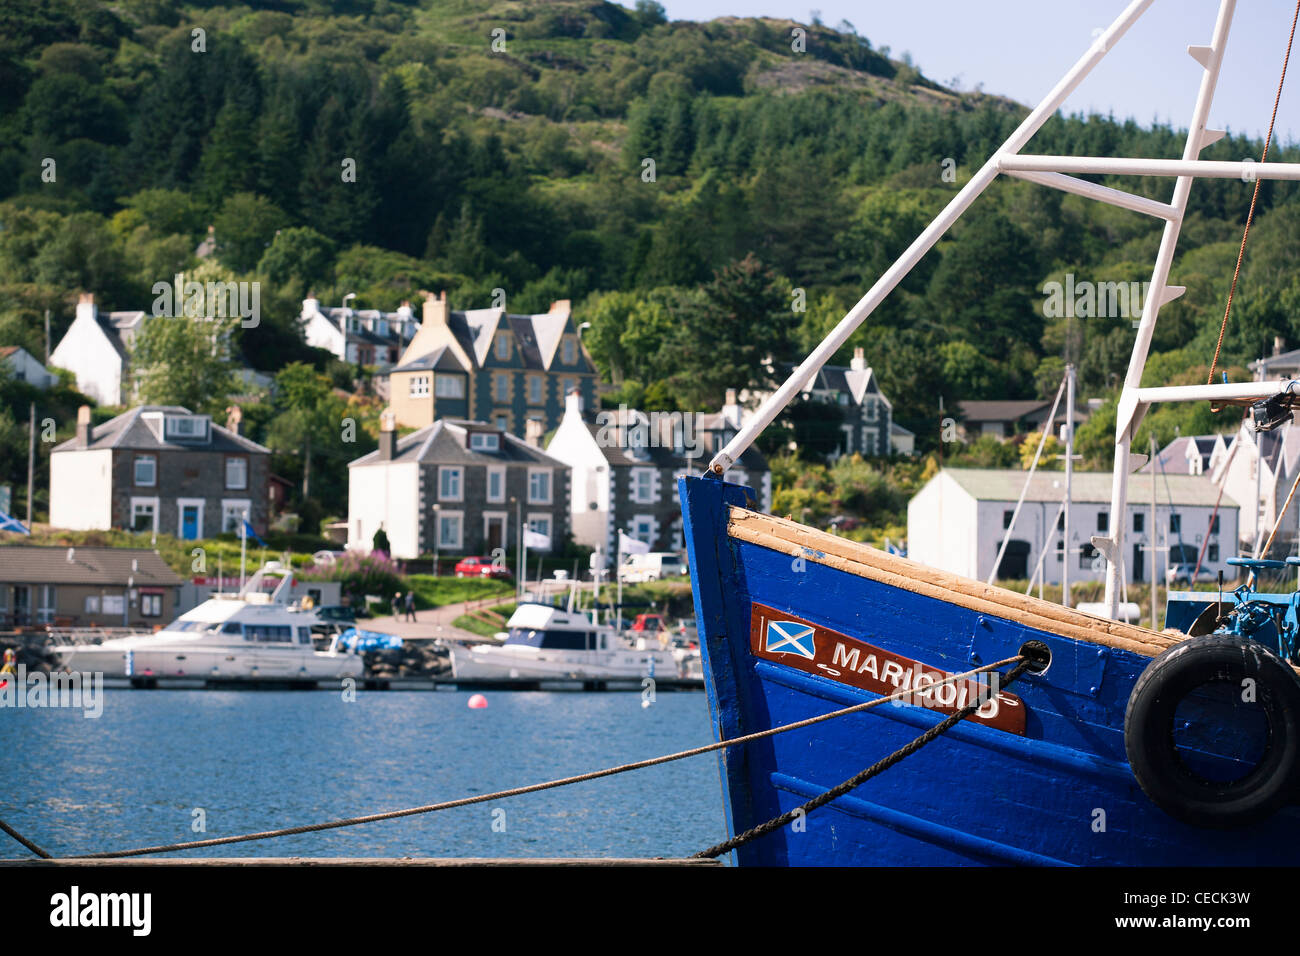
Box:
(470, 432), (500, 453)
(495, 334), (511, 361)
(562, 337), (576, 365)
(162, 414), (210, 443)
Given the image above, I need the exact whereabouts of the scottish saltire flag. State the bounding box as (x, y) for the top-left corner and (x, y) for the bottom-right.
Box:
(0, 511), (28, 534)
(765, 620), (816, 660)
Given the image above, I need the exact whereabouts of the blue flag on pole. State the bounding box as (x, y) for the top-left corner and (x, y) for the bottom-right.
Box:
(242, 519), (269, 549)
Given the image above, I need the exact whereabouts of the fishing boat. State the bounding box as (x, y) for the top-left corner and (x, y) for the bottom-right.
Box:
(50, 562), (363, 686)
(446, 601), (682, 683)
(681, 0), (1300, 865)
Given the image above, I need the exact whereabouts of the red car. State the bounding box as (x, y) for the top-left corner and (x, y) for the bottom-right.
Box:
(454, 556), (512, 580)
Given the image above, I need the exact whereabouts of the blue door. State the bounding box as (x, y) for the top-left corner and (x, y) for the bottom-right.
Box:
(181, 505), (200, 540)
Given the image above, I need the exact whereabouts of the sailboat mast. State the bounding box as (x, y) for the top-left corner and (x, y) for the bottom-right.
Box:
(1103, 0), (1237, 618)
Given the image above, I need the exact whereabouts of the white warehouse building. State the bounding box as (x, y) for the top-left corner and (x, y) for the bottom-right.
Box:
(907, 468), (1240, 586)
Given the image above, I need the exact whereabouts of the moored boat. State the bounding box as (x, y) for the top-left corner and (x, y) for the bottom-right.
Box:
(681, 0), (1300, 865)
(49, 562), (363, 685)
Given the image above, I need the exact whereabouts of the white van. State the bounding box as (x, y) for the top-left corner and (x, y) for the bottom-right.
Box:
(619, 551), (686, 583)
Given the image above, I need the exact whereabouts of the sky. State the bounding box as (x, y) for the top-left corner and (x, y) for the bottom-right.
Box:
(622, 0), (1300, 143)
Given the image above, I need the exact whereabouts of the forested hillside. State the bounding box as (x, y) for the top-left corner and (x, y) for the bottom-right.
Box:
(2, 0), (1298, 527)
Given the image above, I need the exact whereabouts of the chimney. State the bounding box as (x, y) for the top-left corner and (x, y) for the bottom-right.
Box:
(525, 419), (544, 447)
(76, 293), (96, 326)
(378, 409), (396, 460)
(548, 299), (571, 316)
(303, 292), (319, 318)
(226, 404), (243, 436)
(565, 387), (583, 420)
(1275, 336), (1286, 357)
(851, 347), (866, 372)
(76, 405), (92, 445)
(423, 290), (449, 328)
(723, 388), (741, 428)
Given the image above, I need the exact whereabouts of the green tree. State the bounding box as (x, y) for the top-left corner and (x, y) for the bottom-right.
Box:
(130, 315), (240, 415)
(213, 192), (290, 274)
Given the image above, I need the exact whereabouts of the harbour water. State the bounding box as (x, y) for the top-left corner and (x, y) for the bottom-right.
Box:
(1, 689), (727, 860)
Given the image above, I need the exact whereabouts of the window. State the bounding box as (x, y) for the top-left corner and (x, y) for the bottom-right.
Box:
(164, 415), (208, 441)
(562, 337), (576, 365)
(84, 595), (99, 614)
(130, 498), (158, 534)
(487, 466), (505, 503)
(1080, 543), (1098, 569)
(864, 399), (877, 421)
(495, 334), (511, 361)
(245, 624), (293, 643)
(439, 466), (463, 502)
(37, 585), (55, 624)
(435, 375), (464, 398)
(298, 627), (312, 645)
(1097, 511), (1109, 533)
(438, 511), (463, 549)
(1169, 514), (1181, 535)
(1133, 513), (1144, 533)
(134, 455), (156, 487)
(1208, 543), (1220, 562)
(494, 373), (510, 403)
(1055, 540), (1064, 562)
(225, 456), (247, 490)
(141, 593), (163, 617)
(1209, 515), (1220, 535)
(528, 375), (543, 405)
(470, 432), (500, 452)
(528, 469), (551, 504)
(494, 414), (509, 430)
(409, 375), (430, 398)
(1002, 510), (1013, 530)
(562, 378), (576, 397)
(222, 500), (251, 533)
(1056, 511), (1064, 531)
(528, 514), (551, 540)
(631, 468), (654, 503)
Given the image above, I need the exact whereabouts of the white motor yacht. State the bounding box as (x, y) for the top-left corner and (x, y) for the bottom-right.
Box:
(447, 602), (682, 682)
(50, 562), (363, 685)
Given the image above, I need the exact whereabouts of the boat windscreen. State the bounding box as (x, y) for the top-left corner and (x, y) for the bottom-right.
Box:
(506, 628), (600, 650)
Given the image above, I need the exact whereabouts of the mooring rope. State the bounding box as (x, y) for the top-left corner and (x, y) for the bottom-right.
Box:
(694, 657), (1036, 859)
(0, 818), (50, 859)
(0, 655), (1025, 860)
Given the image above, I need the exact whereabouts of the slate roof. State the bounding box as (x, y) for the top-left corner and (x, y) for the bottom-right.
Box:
(0, 546), (183, 586)
(580, 411), (768, 474)
(349, 420), (568, 468)
(388, 345), (469, 374)
(941, 468), (1235, 507)
(51, 406), (270, 455)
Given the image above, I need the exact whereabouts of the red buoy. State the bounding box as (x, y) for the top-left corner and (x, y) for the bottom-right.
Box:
(467, 693), (488, 709)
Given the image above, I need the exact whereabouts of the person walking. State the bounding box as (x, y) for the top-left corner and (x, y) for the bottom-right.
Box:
(391, 591), (402, 619)
(404, 590), (416, 622)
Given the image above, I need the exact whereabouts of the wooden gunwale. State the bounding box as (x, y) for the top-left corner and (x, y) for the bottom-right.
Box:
(726, 506), (1182, 658)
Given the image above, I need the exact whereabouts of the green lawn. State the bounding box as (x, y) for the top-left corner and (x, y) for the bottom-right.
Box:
(452, 602), (518, 637)
(405, 575), (514, 610)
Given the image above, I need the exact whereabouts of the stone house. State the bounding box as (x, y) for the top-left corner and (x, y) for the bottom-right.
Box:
(347, 416), (571, 560)
(49, 405), (272, 540)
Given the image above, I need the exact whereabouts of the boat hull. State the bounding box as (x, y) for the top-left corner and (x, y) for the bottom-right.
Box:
(679, 475), (1300, 866)
(447, 642), (679, 681)
(52, 640), (363, 682)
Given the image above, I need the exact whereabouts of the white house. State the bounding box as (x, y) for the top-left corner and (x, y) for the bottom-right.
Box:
(907, 468), (1239, 586)
(48, 293), (149, 405)
(1210, 420), (1300, 554)
(0, 346), (58, 389)
(545, 389), (771, 560)
(301, 296), (418, 367)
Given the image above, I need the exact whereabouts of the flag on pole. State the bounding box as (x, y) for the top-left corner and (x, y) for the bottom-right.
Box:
(243, 519), (269, 549)
(524, 528), (550, 550)
(618, 531), (650, 555)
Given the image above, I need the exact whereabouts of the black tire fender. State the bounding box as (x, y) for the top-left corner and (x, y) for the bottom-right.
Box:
(1125, 633), (1300, 828)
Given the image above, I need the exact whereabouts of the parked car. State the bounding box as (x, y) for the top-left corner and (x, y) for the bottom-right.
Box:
(1166, 563), (1216, 586)
(618, 551), (686, 583)
(454, 556), (513, 580)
